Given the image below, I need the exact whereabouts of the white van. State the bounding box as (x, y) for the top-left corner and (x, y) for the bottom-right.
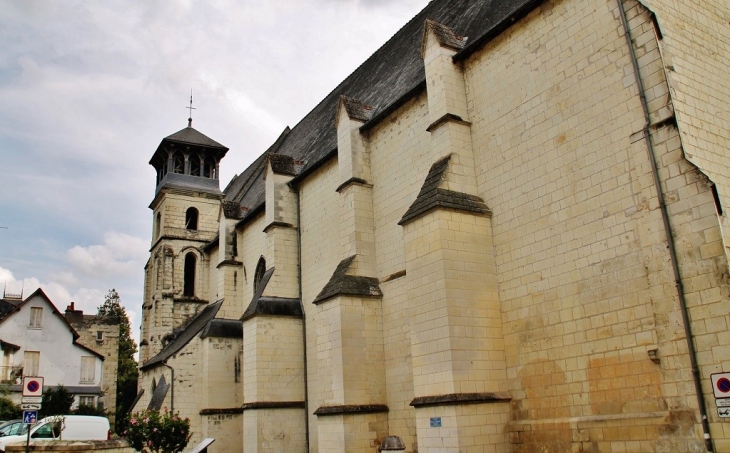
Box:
(0, 415), (110, 451)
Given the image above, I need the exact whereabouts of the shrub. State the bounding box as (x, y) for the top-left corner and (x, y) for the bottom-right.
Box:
(123, 408), (191, 453)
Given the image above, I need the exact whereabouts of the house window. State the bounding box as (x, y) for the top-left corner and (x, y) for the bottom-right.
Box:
(23, 351), (39, 376)
(29, 307), (42, 328)
(78, 396), (96, 407)
(80, 356), (95, 383)
(184, 253), (196, 297)
(96, 331), (104, 343)
(185, 207), (198, 230)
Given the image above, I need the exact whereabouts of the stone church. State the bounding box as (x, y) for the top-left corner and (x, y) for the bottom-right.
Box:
(131, 0), (730, 451)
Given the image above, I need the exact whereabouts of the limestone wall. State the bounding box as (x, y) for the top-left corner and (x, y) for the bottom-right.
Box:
(463, 0), (725, 450)
(299, 158), (343, 452)
(639, 0), (730, 209)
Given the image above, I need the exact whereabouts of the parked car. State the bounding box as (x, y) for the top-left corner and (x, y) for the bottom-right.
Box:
(0, 421), (25, 437)
(0, 415), (110, 451)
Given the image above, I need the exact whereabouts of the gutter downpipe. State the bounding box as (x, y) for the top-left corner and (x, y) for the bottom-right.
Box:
(163, 362), (175, 413)
(295, 187), (311, 453)
(616, 1), (714, 451)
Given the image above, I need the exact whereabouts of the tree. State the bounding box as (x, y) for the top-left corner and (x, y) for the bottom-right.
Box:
(97, 289), (139, 433)
(40, 385), (74, 417)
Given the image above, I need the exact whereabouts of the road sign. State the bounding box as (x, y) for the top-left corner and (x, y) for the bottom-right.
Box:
(22, 376), (44, 397)
(21, 396), (42, 404)
(717, 398), (730, 407)
(20, 403), (41, 411)
(22, 411), (37, 424)
(719, 407), (730, 418)
(711, 372), (730, 399)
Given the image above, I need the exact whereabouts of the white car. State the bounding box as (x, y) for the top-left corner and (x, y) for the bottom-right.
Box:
(0, 415), (110, 451)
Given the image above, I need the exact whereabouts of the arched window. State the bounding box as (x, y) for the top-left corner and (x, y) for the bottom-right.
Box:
(185, 207), (198, 230)
(172, 151), (185, 174)
(189, 154), (201, 176)
(254, 257), (266, 292)
(184, 253), (196, 297)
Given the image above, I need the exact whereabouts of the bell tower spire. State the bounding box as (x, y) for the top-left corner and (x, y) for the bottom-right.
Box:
(186, 89), (195, 128)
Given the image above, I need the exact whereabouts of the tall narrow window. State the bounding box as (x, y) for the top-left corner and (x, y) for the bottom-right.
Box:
(184, 253), (196, 297)
(23, 351), (39, 376)
(154, 212), (161, 238)
(80, 356), (95, 383)
(254, 257), (266, 292)
(185, 208), (198, 230)
(29, 307), (42, 328)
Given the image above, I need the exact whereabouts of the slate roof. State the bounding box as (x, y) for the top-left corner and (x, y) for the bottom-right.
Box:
(398, 154), (491, 225)
(222, 0), (541, 222)
(162, 125), (228, 151)
(241, 268), (302, 321)
(312, 255), (383, 304)
(200, 319), (242, 339)
(140, 300), (223, 371)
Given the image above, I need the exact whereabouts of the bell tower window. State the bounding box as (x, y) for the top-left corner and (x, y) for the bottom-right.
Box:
(185, 208), (198, 230)
(190, 154), (201, 176)
(184, 253), (196, 297)
(172, 151), (184, 174)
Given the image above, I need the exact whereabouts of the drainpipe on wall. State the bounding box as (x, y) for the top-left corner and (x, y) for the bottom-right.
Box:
(295, 188), (310, 453)
(616, 1), (715, 451)
(163, 362), (175, 413)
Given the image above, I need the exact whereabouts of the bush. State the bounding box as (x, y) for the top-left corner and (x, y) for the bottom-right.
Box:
(73, 404), (108, 417)
(0, 397), (21, 419)
(123, 408), (191, 453)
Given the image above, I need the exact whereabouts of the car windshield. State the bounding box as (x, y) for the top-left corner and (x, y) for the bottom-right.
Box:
(0, 422), (28, 437)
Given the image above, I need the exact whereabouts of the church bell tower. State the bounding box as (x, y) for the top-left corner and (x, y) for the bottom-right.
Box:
(140, 116), (229, 363)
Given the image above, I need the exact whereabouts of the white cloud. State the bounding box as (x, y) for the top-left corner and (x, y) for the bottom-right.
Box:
(67, 232), (148, 279)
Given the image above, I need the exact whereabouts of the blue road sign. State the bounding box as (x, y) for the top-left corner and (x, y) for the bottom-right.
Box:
(22, 410), (37, 424)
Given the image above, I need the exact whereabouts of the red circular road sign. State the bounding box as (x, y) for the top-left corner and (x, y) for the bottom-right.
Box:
(717, 377), (730, 394)
(26, 380), (40, 393)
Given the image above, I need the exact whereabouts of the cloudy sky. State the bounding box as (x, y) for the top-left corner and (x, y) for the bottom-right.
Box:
(0, 0), (430, 344)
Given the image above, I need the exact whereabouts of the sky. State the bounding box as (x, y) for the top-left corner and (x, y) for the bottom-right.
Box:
(0, 0), (431, 346)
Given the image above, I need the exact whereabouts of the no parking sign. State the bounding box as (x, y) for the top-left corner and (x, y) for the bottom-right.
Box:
(22, 376), (43, 397)
(711, 372), (730, 399)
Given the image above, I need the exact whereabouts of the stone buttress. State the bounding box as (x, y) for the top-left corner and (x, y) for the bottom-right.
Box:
(241, 153), (307, 452)
(311, 96), (389, 453)
(397, 20), (509, 452)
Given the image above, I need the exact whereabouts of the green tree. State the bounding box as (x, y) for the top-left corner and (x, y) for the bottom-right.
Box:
(97, 289), (139, 433)
(40, 385), (74, 417)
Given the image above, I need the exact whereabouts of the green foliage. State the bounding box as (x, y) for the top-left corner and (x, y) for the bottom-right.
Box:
(40, 385), (74, 418)
(72, 404), (108, 417)
(123, 408), (191, 453)
(0, 397), (22, 419)
(97, 289), (139, 432)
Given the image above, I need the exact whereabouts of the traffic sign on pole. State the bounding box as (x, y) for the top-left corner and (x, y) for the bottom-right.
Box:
(22, 377), (43, 397)
(20, 403), (41, 411)
(21, 396), (41, 404)
(22, 411), (37, 424)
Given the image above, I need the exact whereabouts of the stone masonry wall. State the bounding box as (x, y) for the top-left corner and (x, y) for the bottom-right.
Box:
(463, 0), (725, 450)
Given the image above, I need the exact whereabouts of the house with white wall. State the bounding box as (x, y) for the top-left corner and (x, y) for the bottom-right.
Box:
(0, 288), (104, 408)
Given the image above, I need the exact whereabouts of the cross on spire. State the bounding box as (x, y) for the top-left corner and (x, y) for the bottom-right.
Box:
(186, 89), (196, 127)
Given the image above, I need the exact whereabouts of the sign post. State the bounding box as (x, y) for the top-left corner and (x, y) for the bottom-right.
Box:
(21, 377), (43, 453)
